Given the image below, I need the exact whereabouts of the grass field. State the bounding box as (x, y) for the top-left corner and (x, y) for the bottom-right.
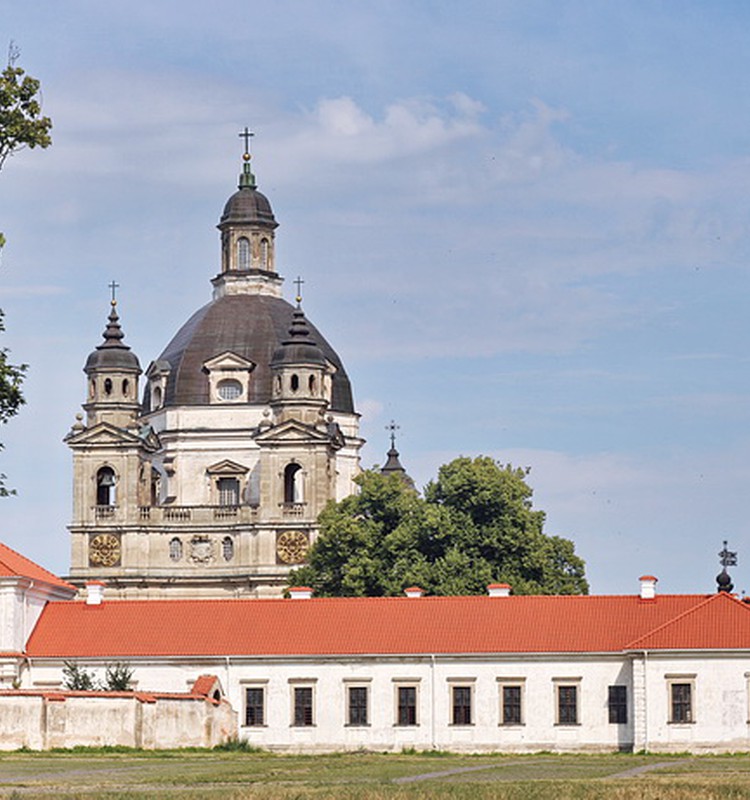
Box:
(1, 750), (750, 799)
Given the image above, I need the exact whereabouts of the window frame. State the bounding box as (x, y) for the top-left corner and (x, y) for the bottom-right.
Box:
(497, 678), (525, 726)
(449, 682), (474, 727)
(346, 684), (370, 727)
(394, 682), (420, 727)
(667, 675), (696, 724)
(554, 680), (581, 726)
(608, 684), (628, 725)
(244, 685), (266, 728)
(290, 682), (316, 728)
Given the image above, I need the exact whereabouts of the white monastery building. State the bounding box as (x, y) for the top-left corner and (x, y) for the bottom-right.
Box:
(2, 142), (750, 753)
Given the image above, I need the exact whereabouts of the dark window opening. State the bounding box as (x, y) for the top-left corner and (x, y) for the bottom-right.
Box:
(290, 374), (299, 392)
(284, 463), (302, 504)
(222, 536), (234, 561)
(245, 687), (264, 726)
(452, 686), (472, 725)
(502, 685), (522, 725)
(671, 683), (692, 723)
(122, 378), (129, 396)
(104, 378), (113, 396)
(397, 686), (417, 726)
(608, 685), (628, 724)
(558, 685), (578, 725)
(238, 236), (251, 270)
(293, 686), (313, 726)
(96, 467), (116, 506)
(348, 687), (368, 726)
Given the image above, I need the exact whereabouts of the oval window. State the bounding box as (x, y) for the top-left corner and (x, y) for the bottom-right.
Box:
(217, 379), (243, 401)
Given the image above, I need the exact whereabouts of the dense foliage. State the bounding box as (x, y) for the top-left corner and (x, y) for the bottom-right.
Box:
(289, 456), (588, 596)
(0, 44), (52, 495)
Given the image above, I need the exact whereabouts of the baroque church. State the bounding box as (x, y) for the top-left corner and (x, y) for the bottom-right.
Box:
(0, 139), (747, 754)
(64, 145), (363, 598)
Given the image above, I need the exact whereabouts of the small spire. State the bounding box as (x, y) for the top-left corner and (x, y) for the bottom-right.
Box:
(293, 276), (305, 307)
(238, 126), (257, 189)
(381, 420), (415, 489)
(717, 540), (738, 593)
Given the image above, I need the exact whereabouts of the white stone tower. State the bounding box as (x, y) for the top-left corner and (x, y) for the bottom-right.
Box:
(66, 137), (363, 597)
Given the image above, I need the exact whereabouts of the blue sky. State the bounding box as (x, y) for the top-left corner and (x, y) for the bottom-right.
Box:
(2, 0), (750, 594)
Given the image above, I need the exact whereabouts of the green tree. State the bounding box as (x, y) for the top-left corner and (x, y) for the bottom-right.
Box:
(103, 662), (134, 691)
(62, 661), (97, 691)
(289, 456), (588, 597)
(0, 42), (52, 495)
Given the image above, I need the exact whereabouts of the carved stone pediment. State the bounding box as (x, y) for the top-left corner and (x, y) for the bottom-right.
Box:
(206, 459), (250, 476)
(202, 351), (256, 373)
(65, 421), (142, 448)
(253, 419), (330, 445)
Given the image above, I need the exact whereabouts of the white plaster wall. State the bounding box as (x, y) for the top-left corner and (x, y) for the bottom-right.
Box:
(641, 652), (750, 753)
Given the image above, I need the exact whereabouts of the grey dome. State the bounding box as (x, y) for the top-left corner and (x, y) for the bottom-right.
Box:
(220, 186), (278, 229)
(143, 294), (354, 413)
(85, 305), (141, 374)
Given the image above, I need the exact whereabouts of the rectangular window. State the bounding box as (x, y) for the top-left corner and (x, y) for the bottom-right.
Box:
(501, 684), (523, 725)
(451, 685), (472, 726)
(397, 685), (418, 726)
(218, 477), (239, 506)
(671, 682), (693, 723)
(557, 684), (578, 725)
(245, 687), (265, 727)
(608, 685), (627, 724)
(293, 686), (314, 727)
(348, 686), (368, 726)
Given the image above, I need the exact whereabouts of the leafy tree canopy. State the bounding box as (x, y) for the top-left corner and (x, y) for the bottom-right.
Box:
(0, 43), (51, 495)
(289, 456), (588, 597)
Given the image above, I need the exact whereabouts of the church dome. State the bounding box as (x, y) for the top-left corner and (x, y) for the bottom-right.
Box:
(84, 303), (141, 374)
(220, 186), (278, 229)
(143, 294), (354, 413)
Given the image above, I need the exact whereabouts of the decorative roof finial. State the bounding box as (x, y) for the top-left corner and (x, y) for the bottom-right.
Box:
(717, 540), (737, 593)
(386, 419), (400, 450)
(293, 275), (305, 308)
(109, 279), (119, 307)
(238, 126), (256, 189)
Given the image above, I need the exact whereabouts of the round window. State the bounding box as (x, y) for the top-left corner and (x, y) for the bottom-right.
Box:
(217, 379), (243, 401)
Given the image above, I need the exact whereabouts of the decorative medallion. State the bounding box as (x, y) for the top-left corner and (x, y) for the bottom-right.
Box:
(276, 530), (310, 564)
(189, 536), (215, 565)
(88, 533), (121, 567)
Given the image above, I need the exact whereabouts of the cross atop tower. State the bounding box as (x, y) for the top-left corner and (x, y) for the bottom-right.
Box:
(385, 419), (400, 449)
(719, 540), (738, 569)
(239, 127), (254, 158)
(109, 280), (120, 306)
(293, 276), (305, 306)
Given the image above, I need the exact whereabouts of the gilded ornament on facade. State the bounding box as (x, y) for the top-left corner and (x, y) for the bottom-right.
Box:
(88, 533), (121, 567)
(276, 530), (309, 564)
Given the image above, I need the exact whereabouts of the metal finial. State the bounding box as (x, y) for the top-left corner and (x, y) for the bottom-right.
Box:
(719, 540), (738, 569)
(293, 276), (305, 306)
(385, 419), (400, 450)
(239, 127), (254, 159)
(108, 280), (120, 306)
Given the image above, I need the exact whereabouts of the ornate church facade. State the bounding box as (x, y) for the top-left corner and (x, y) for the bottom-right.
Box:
(64, 148), (363, 598)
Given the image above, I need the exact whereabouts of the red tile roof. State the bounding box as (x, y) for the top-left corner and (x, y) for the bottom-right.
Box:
(24, 593), (740, 658)
(0, 542), (75, 591)
(626, 592), (750, 650)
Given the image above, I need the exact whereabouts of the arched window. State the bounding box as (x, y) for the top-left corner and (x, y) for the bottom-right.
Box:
(290, 374), (299, 393)
(237, 237), (251, 270)
(259, 238), (269, 269)
(96, 466), (116, 507)
(150, 468), (161, 506)
(308, 375), (316, 394)
(218, 477), (240, 507)
(122, 378), (129, 397)
(222, 536), (234, 561)
(169, 537), (183, 562)
(104, 378), (113, 396)
(217, 378), (242, 401)
(152, 385), (163, 409)
(284, 463), (303, 504)
(89, 379), (96, 398)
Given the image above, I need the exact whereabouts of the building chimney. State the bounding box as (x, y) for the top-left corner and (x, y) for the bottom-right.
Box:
(487, 583), (511, 597)
(85, 581), (105, 606)
(404, 586), (424, 598)
(639, 575), (658, 600)
(288, 586), (313, 600)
